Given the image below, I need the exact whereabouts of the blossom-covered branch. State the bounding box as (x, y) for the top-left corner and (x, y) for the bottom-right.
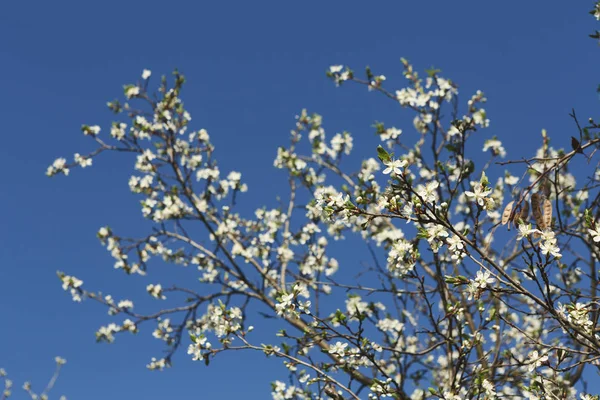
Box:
(46, 7), (600, 399)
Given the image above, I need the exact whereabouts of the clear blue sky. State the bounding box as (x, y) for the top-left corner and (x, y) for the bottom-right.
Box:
(0, 1), (598, 398)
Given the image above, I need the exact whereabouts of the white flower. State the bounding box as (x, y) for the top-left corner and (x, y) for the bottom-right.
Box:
(326, 192), (346, 208)
(122, 319), (137, 332)
(82, 125), (101, 136)
(111, 122), (127, 140)
(125, 85), (140, 99)
(60, 275), (83, 302)
(473, 108), (490, 127)
(98, 227), (110, 238)
(74, 153), (92, 168)
(517, 223), (539, 241)
(538, 229), (561, 258)
(504, 174), (519, 185)
(147, 357), (168, 371)
(380, 127), (402, 141)
(527, 350), (548, 372)
(416, 181), (439, 204)
(465, 283), (478, 301)
(329, 65), (350, 85)
(447, 125), (461, 137)
(54, 356), (67, 365)
(117, 299), (133, 309)
(60, 274), (83, 291)
(46, 157), (70, 176)
(275, 292), (295, 316)
(147, 284), (166, 299)
(447, 234), (466, 261)
(277, 246), (294, 263)
(481, 379), (496, 397)
(447, 235), (464, 252)
(474, 270), (494, 289)
(187, 335), (211, 361)
(465, 183), (492, 206)
(328, 341), (348, 356)
(482, 138), (506, 158)
(588, 225), (600, 242)
(382, 158), (407, 175)
(97, 323), (121, 342)
(142, 69), (152, 80)
(427, 225), (448, 243)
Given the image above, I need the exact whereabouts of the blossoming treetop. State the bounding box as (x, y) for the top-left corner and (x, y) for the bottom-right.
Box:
(45, 4), (600, 399)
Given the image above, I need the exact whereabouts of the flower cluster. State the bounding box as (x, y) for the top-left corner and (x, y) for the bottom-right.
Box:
(58, 272), (83, 302)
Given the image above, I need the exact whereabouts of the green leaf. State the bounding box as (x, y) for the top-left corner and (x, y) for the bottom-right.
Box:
(463, 160), (475, 178)
(365, 66), (374, 81)
(334, 309), (346, 322)
(372, 121), (385, 134)
(376, 145), (391, 163)
(425, 66), (441, 77)
(445, 144), (457, 153)
(585, 208), (593, 228)
(480, 171), (489, 186)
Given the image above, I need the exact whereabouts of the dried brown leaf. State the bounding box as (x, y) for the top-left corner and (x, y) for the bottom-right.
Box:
(511, 206), (521, 225)
(542, 179), (551, 198)
(543, 198), (552, 229)
(520, 200), (530, 221)
(502, 201), (514, 226)
(531, 193), (541, 210)
(531, 193), (544, 229)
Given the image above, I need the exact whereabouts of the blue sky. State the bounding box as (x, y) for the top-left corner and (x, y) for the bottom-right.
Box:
(0, 1), (599, 398)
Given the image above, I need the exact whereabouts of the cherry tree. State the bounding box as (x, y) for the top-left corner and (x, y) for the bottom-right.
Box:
(47, 5), (600, 400)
